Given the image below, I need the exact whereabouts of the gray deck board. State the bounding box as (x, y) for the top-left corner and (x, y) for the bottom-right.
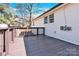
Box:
(24, 35), (79, 56)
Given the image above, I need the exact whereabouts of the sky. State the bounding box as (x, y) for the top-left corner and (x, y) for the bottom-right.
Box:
(10, 3), (57, 8)
(8, 3), (58, 18)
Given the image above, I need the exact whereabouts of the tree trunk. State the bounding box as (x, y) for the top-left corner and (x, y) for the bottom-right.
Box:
(29, 3), (32, 28)
(29, 12), (31, 28)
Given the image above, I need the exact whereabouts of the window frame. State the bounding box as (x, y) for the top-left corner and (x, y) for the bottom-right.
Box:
(44, 16), (48, 24)
(49, 14), (54, 23)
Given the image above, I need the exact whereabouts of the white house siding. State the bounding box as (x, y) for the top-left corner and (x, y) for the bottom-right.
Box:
(33, 18), (44, 26)
(52, 4), (79, 45)
(32, 3), (79, 45)
(32, 18), (44, 35)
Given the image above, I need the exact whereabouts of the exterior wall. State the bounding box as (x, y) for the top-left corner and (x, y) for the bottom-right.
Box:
(32, 18), (44, 34)
(32, 3), (79, 45)
(33, 18), (44, 27)
(53, 3), (79, 45)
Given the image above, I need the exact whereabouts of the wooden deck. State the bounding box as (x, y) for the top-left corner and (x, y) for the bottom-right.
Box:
(24, 35), (79, 56)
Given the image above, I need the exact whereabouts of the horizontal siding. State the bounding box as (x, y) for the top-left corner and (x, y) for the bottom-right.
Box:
(32, 3), (79, 45)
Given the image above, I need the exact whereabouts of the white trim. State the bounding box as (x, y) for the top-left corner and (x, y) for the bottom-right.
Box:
(33, 3), (68, 21)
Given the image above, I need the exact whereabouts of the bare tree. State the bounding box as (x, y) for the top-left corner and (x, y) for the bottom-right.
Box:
(16, 3), (46, 28)
(26, 3), (33, 28)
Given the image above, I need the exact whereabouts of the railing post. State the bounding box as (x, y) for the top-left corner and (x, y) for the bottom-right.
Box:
(3, 31), (5, 52)
(12, 29), (14, 42)
(43, 28), (45, 36)
(37, 28), (39, 36)
(5, 29), (9, 55)
(0, 31), (3, 55)
(0, 29), (8, 56)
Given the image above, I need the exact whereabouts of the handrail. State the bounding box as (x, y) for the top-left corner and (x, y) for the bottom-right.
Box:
(0, 28), (8, 55)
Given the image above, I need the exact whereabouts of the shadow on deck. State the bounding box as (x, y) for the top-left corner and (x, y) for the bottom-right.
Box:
(23, 35), (79, 56)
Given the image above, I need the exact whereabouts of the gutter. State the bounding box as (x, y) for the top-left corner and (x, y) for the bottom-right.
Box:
(33, 3), (64, 21)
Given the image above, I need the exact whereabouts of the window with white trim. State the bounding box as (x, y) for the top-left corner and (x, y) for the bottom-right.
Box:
(44, 16), (48, 24)
(49, 14), (54, 23)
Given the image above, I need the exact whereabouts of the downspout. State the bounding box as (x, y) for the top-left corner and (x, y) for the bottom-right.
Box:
(63, 4), (67, 30)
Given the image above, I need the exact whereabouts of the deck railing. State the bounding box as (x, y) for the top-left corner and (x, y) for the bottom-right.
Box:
(15, 27), (45, 36)
(0, 26), (45, 56)
(0, 27), (16, 56)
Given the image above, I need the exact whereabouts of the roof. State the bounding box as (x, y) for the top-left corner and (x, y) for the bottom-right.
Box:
(33, 3), (63, 20)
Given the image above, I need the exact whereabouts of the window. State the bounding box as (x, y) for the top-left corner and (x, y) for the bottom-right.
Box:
(44, 16), (48, 24)
(49, 14), (54, 23)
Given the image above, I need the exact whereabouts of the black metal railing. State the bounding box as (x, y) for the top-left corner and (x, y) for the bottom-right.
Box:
(0, 26), (45, 56)
(0, 28), (8, 55)
(0, 27), (16, 55)
(15, 27), (45, 36)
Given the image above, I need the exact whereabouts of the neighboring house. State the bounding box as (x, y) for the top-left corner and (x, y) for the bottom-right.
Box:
(31, 3), (79, 45)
